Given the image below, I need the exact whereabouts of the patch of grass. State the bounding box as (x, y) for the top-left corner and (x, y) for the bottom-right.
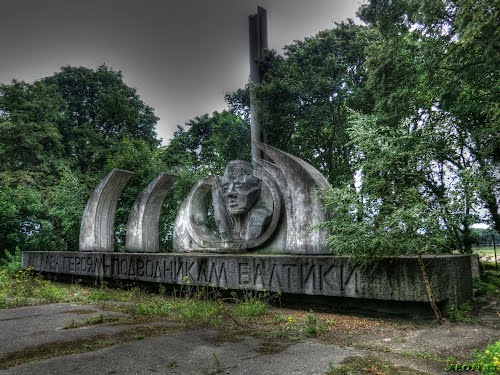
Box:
(304, 313), (328, 337)
(400, 351), (447, 363)
(88, 286), (142, 302)
(449, 302), (474, 323)
(33, 282), (67, 302)
(482, 262), (499, 271)
(264, 311), (332, 340)
(474, 272), (500, 297)
(233, 293), (268, 318)
(62, 313), (121, 329)
(327, 356), (428, 375)
(177, 299), (222, 325)
(133, 298), (174, 316)
(0, 268), (74, 307)
(471, 341), (500, 374)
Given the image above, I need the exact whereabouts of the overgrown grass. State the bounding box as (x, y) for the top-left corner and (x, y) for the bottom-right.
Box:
(472, 341), (500, 374)
(327, 356), (428, 375)
(449, 302), (474, 323)
(476, 246), (499, 272)
(1, 267), (498, 374)
(0, 268), (338, 343)
(0, 268), (68, 306)
(474, 271), (500, 298)
(473, 246), (498, 259)
(63, 313), (121, 329)
(232, 291), (269, 318)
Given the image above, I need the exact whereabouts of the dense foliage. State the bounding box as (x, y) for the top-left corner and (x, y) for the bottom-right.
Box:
(344, 0), (499, 254)
(1, 0), (498, 260)
(0, 66), (164, 255)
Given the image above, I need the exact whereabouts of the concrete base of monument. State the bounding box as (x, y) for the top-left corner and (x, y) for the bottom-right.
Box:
(22, 252), (473, 316)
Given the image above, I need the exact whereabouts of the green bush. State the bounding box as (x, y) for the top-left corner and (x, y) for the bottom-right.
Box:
(449, 302), (473, 323)
(0, 248), (22, 275)
(474, 272), (500, 297)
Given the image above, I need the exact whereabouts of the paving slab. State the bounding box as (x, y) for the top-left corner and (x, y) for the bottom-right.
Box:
(0, 304), (360, 375)
(0, 303), (130, 356)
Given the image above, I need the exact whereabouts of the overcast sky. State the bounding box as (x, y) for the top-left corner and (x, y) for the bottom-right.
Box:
(0, 0), (362, 144)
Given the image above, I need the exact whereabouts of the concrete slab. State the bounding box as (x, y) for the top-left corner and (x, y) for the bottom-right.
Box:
(1, 328), (358, 375)
(0, 303), (128, 356)
(0, 303), (360, 375)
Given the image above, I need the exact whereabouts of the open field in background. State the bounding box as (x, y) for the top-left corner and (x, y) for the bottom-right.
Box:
(473, 247), (499, 268)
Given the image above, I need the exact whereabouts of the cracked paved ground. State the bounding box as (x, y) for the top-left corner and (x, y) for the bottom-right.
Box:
(0, 303), (360, 375)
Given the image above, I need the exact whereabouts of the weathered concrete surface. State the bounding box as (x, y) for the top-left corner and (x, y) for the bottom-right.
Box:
(470, 253), (480, 279)
(249, 6), (267, 164)
(173, 162), (281, 253)
(0, 303), (129, 357)
(79, 169), (133, 252)
(254, 141), (331, 254)
(125, 173), (177, 253)
(173, 143), (332, 255)
(13, 333), (356, 374)
(22, 252), (473, 307)
(1, 319), (358, 375)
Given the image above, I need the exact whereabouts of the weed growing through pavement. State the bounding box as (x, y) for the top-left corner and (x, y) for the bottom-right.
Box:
(304, 313), (328, 337)
(63, 314), (120, 329)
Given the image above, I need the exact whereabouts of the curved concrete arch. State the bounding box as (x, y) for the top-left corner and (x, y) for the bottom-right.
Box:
(79, 169), (134, 252)
(253, 141), (331, 254)
(125, 173), (177, 253)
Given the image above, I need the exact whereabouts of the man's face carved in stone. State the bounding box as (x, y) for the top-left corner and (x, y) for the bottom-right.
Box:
(221, 161), (260, 216)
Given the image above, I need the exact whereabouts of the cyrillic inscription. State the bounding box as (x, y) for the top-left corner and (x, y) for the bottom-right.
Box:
(23, 252), (359, 297)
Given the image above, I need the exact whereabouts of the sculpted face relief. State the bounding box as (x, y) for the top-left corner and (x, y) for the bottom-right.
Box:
(172, 142), (330, 253)
(221, 161), (260, 216)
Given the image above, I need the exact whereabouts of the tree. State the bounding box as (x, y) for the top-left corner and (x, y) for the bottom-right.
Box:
(0, 65), (163, 257)
(43, 65), (160, 173)
(161, 110), (251, 174)
(225, 86), (250, 124)
(251, 21), (377, 186)
(320, 111), (483, 259)
(0, 81), (67, 182)
(357, 0), (500, 238)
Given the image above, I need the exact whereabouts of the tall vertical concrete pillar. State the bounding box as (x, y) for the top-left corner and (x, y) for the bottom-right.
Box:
(79, 169), (133, 252)
(249, 6), (268, 165)
(125, 172), (177, 253)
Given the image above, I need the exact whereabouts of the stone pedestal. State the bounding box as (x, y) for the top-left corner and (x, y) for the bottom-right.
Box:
(22, 252), (472, 310)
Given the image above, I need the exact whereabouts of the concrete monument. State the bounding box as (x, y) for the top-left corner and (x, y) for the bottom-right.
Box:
(21, 7), (474, 316)
(173, 141), (331, 254)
